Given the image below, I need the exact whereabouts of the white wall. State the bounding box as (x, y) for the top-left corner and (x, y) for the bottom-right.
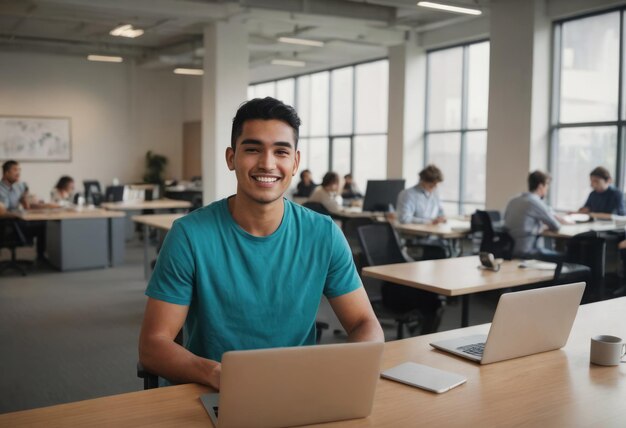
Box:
(0, 52), (184, 200)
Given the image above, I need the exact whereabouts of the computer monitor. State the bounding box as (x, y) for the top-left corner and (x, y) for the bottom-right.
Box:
(105, 185), (125, 202)
(83, 180), (102, 206)
(362, 179), (406, 212)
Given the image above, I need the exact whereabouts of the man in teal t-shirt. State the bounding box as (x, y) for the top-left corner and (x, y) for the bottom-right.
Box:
(139, 97), (383, 390)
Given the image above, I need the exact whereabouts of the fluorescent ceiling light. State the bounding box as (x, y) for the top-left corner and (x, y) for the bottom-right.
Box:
(110, 24), (144, 38)
(417, 1), (482, 15)
(87, 55), (123, 63)
(174, 68), (204, 76)
(271, 59), (306, 67)
(278, 36), (324, 47)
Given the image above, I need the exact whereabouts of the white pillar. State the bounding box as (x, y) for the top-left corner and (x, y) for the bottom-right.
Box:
(485, 0), (550, 210)
(387, 36), (426, 185)
(202, 20), (248, 204)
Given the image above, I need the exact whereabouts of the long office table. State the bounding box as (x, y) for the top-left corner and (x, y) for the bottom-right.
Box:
(2, 297), (624, 427)
(362, 256), (556, 327)
(542, 221), (623, 239)
(132, 213), (184, 279)
(14, 208), (125, 271)
(101, 199), (192, 211)
(394, 219), (472, 240)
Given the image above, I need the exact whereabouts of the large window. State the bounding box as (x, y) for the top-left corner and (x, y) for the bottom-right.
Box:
(248, 60), (389, 192)
(552, 9), (624, 210)
(424, 41), (490, 215)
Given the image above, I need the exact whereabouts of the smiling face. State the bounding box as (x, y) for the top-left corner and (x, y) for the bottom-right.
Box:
(226, 119), (300, 205)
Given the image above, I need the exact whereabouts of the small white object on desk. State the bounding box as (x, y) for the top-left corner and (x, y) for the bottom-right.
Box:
(381, 362), (467, 394)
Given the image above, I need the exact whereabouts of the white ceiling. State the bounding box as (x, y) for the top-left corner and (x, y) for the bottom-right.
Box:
(0, 0), (488, 81)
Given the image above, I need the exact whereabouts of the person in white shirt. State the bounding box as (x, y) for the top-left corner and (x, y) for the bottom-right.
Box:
(308, 172), (343, 215)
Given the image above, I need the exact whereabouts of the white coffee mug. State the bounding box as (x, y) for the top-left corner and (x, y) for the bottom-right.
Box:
(590, 335), (626, 366)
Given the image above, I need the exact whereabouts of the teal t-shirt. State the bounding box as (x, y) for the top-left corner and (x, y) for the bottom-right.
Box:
(145, 197), (361, 362)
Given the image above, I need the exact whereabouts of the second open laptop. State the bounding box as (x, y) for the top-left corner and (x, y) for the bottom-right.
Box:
(430, 282), (585, 364)
(200, 341), (384, 428)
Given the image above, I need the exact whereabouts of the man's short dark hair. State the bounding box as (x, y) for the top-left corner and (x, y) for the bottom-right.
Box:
(231, 97), (301, 150)
(419, 164), (444, 184)
(2, 160), (18, 174)
(590, 166), (611, 181)
(528, 170), (551, 192)
(321, 172), (339, 188)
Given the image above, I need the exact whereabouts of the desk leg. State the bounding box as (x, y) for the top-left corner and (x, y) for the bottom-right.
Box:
(461, 295), (470, 327)
(143, 224), (150, 280)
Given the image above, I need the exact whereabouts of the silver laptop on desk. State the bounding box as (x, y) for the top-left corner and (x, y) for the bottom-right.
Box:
(430, 282), (585, 364)
(200, 341), (384, 428)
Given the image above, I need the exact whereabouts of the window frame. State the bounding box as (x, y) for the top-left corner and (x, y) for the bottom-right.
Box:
(249, 58), (389, 188)
(424, 39), (490, 215)
(550, 7), (626, 211)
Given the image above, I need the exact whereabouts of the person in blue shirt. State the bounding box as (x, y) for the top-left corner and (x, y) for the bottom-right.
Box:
(396, 164), (446, 225)
(139, 97), (383, 390)
(579, 166), (625, 216)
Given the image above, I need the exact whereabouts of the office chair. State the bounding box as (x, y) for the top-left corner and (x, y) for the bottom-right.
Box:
(357, 223), (445, 338)
(342, 217), (375, 270)
(302, 201), (331, 216)
(83, 180), (103, 206)
(470, 210), (502, 253)
(0, 218), (33, 276)
(137, 322), (329, 390)
(476, 210), (515, 259)
(560, 231), (606, 302)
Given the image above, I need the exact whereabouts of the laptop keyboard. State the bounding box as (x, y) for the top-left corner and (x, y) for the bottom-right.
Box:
(457, 342), (485, 357)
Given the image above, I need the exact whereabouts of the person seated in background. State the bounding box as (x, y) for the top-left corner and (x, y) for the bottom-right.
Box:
(504, 170), (571, 262)
(0, 160), (50, 260)
(341, 173), (363, 201)
(308, 172), (344, 214)
(396, 164), (446, 225)
(578, 166), (625, 216)
(294, 169), (317, 198)
(50, 175), (75, 206)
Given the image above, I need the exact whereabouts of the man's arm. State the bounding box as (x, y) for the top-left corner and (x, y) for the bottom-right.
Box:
(139, 298), (222, 389)
(328, 288), (384, 343)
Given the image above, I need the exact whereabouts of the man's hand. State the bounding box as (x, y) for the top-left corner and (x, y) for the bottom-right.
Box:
(207, 362), (222, 390)
(432, 216), (447, 225)
(139, 298), (222, 389)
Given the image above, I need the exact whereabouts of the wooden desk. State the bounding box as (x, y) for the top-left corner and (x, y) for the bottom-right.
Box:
(11, 208), (125, 271)
(101, 199), (191, 211)
(542, 221), (622, 239)
(394, 219), (471, 240)
(362, 256), (555, 327)
(132, 213), (183, 280)
(3, 298), (624, 427)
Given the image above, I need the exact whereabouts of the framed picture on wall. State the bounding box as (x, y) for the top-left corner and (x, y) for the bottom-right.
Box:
(0, 116), (72, 162)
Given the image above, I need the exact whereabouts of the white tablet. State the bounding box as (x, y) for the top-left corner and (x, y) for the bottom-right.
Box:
(381, 362), (467, 394)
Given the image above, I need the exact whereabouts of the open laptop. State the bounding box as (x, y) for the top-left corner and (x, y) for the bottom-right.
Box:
(200, 341), (384, 428)
(430, 282), (585, 364)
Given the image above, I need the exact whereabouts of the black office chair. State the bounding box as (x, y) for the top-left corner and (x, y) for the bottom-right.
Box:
(357, 223), (445, 338)
(561, 231), (606, 302)
(83, 180), (103, 206)
(476, 210), (515, 259)
(342, 217), (375, 270)
(0, 218), (33, 276)
(302, 201), (331, 216)
(137, 322), (329, 390)
(470, 210), (502, 253)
